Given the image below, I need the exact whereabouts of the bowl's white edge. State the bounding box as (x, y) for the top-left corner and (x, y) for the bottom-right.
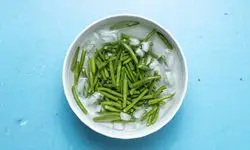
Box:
(62, 13), (188, 139)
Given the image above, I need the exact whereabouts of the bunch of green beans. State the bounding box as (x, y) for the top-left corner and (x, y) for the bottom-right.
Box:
(70, 23), (175, 126)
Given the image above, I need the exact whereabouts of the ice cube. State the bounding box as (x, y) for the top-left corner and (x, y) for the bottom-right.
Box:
(141, 42), (150, 52)
(133, 107), (145, 119)
(98, 30), (118, 43)
(130, 38), (140, 46)
(120, 112), (131, 121)
(135, 48), (145, 57)
(165, 71), (175, 86)
(77, 77), (88, 96)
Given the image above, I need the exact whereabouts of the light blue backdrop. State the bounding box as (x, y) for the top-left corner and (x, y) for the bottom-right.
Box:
(0, 0), (249, 150)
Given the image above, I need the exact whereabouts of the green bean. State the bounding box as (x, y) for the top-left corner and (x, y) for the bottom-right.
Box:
(104, 105), (121, 112)
(138, 63), (150, 71)
(116, 61), (122, 87)
(124, 67), (133, 82)
(140, 106), (158, 121)
(123, 74), (128, 108)
(122, 43), (138, 64)
(143, 29), (156, 42)
(98, 112), (120, 116)
(101, 101), (122, 109)
(121, 55), (130, 61)
(125, 64), (136, 82)
(74, 62), (80, 84)
(88, 72), (94, 93)
(79, 49), (87, 72)
(147, 114), (153, 126)
(156, 31), (173, 50)
(98, 87), (123, 98)
(99, 57), (116, 69)
(114, 48), (122, 71)
(131, 76), (161, 89)
(93, 115), (120, 122)
(121, 33), (131, 40)
(123, 89), (148, 112)
(71, 47), (80, 71)
(150, 107), (159, 125)
(154, 85), (167, 97)
(99, 91), (119, 101)
(110, 21), (139, 30)
(104, 68), (109, 78)
(90, 57), (96, 75)
(109, 61), (116, 85)
(72, 85), (88, 114)
(123, 57), (133, 65)
(103, 84), (117, 88)
(128, 62), (135, 71)
(148, 93), (175, 105)
(97, 49), (105, 61)
(142, 95), (154, 100)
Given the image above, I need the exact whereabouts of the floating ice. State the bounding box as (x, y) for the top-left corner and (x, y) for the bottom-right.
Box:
(135, 48), (144, 57)
(165, 71), (175, 86)
(130, 38), (140, 46)
(141, 42), (150, 52)
(133, 107), (145, 119)
(120, 112), (131, 121)
(98, 30), (118, 43)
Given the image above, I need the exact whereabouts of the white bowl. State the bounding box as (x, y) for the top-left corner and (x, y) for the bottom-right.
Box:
(62, 14), (188, 139)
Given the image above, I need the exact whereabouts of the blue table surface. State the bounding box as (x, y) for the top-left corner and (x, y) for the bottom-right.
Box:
(1, 0), (250, 149)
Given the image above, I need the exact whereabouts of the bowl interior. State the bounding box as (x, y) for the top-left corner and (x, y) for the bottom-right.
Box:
(63, 15), (188, 139)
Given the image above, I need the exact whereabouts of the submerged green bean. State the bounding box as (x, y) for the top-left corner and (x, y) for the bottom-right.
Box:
(143, 29), (156, 42)
(156, 31), (173, 50)
(110, 21), (139, 30)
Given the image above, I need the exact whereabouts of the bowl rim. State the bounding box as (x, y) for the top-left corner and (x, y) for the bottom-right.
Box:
(62, 13), (188, 139)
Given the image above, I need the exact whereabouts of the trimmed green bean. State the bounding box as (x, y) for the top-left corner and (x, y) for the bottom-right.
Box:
(110, 21), (139, 30)
(140, 106), (158, 121)
(122, 43), (138, 64)
(154, 85), (167, 97)
(123, 57), (133, 65)
(131, 76), (161, 89)
(156, 31), (173, 50)
(104, 105), (121, 112)
(123, 74), (128, 108)
(98, 87), (123, 98)
(74, 62), (80, 84)
(143, 29), (156, 42)
(99, 91), (119, 101)
(79, 49), (87, 72)
(116, 61), (122, 87)
(93, 115), (120, 122)
(101, 101), (122, 109)
(148, 93), (175, 105)
(109, 61), (116, 85)
(71, 47), (80, 71)
(123, 89), (148, 112)
(72, 85), (88, 114)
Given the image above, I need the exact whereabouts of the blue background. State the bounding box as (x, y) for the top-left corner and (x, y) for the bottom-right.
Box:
(0, 0), (250, 149)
